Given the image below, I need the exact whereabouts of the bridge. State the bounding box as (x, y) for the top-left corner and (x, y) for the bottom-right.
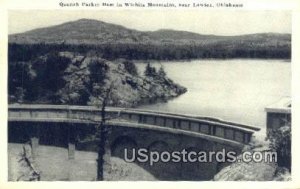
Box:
(8, 104), (260, 180)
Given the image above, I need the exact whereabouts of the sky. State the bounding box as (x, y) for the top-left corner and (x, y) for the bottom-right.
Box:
(8, 10), (291, 35)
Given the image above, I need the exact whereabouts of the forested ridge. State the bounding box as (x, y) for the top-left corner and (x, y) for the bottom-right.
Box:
(8, 41), (291, 62)
(9, 19), (291, 60)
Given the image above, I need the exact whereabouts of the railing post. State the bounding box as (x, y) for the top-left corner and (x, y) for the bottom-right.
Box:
(244, 133), (250, 143)
(198, 123), (202, 132)
(68, 123), (76, 160)
(177, 120), (181, 129)
(103, 125), (112, 179)
(172, 120), (176, 128)
(29, 110), (33, 118)
(210, 141), (219, 175)
(210, 125), (215, 135)
(143, 115), (147, 123)
(233, 130), (236, 141)
(128, 113), (132, 120)
(30, 123), (40, 159)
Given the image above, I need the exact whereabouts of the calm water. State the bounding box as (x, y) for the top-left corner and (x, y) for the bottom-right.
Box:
(136, 59), (291, 130)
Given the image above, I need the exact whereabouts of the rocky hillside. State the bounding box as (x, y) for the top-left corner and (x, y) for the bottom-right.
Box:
(8, 51), (187, 107)
(213, 137), (291, 181)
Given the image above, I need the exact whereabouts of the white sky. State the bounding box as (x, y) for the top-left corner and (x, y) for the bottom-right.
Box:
(8, 10), (291, 35)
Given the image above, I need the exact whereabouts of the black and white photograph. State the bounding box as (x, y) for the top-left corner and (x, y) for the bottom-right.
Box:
(4, 7), (294, 183)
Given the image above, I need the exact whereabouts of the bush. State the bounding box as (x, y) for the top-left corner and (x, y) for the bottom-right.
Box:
(88, 59), (108, 85)
(123, 60), (138, 76)
(268, 125), (291, 170)
(158, 66), (166, 78)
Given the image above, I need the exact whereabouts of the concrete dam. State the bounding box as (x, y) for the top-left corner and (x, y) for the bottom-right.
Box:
(8, 104), (260, 180)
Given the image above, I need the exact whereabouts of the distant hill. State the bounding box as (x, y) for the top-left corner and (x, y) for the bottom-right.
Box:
(146, 29), (225, 41)
(8, 18), (291, 59)
(9, 19), (150, 44)
(9, 18), (291, 45)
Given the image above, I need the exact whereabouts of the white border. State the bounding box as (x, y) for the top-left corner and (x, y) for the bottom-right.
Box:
(0, 0), (299, 188)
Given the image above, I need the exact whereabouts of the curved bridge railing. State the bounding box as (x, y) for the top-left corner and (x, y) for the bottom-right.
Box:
(8, 104), (260, 147)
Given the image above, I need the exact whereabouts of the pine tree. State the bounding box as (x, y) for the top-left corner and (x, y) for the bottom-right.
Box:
(144, 63), (156, 77)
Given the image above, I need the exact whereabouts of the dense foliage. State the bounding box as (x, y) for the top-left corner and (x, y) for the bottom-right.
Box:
(9, 52), (71, 103)
(122, 60), (138, 76)
(9, 42), (291, 62)
(144, 63), (157, 77)
(268, 125), (291, 170)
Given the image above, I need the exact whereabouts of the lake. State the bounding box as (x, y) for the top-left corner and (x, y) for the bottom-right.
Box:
(135, 59), (291, 132)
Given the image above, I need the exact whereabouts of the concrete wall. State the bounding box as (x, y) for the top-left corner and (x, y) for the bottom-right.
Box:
(8, 105), (259, 146)
(8, 105), (258, 180)
(108, 124), (241, 180)
(8, 121), (242, 181)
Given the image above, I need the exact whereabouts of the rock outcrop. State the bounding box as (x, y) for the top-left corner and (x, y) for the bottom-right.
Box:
(213, 137), (291, 181)
(8, 51), (187, 107)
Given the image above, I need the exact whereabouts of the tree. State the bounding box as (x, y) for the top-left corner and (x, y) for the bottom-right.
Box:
(268, 125), (291, 171)
(89, 59), (108, 86)
(14, 87), (26, 103)
(30, 52), (70, 102)
(158, 66), (166, 78)
(144, 63), (156, 77)
(123, 60), (138, 76)
(8, 61), (34, 103)
(95, 82), (115, 181)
